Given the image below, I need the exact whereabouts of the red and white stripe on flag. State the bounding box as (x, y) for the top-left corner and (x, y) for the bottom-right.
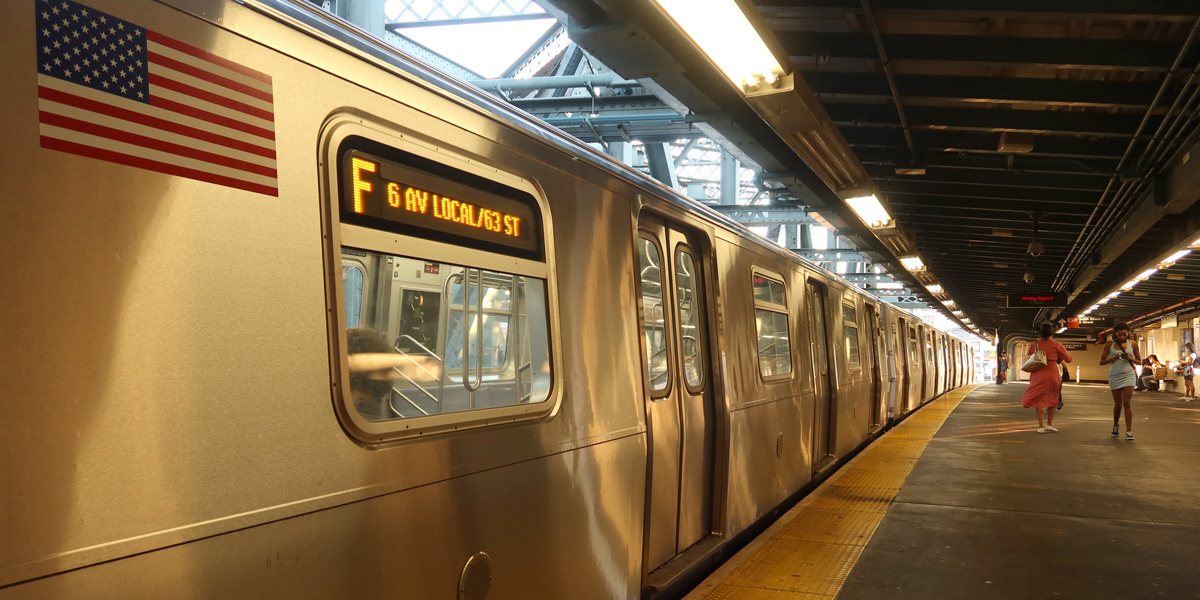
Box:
(36, 0), (277, 197)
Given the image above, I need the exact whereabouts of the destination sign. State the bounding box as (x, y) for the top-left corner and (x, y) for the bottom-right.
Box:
(340, 147), (541, 260)
(1006, 293), (1068, 308)
(1078, 317), (1114, 328)
(1062, 343), (1090, 351)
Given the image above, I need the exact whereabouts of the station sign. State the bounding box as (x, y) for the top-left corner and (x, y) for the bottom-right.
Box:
(1062, 343), (1090, 351)
(1162, 314), (1178, 329)
(1006, 293), (1068, 308)
(1066, 317), (1080, 328)
(1078, 317), (1114, 328)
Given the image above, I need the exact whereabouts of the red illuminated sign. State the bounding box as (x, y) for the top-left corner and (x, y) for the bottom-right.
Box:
(1006, 293), (1068, 308)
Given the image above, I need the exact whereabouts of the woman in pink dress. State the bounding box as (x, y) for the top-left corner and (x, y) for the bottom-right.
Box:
(1023, 323), (1073, 433)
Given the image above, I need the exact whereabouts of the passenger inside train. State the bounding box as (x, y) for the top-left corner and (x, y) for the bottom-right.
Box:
(345, 326), (400, 421)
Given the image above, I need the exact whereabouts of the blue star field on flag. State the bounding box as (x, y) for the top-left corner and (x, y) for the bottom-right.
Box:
(36, 0), (149, 104)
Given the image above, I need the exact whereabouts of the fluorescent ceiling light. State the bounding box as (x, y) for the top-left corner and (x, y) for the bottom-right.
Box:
(1107, 291), (1121, 298)
(876, 282), (904, 290)
(900, 256), (925, 271)
(845, 194), (892, 228)
(1191, 237), (1200, 247)
(1162, 249), (1192, 265)
(926, 284), (943, 294)
(1121, 279), (1139, 290)
(1099, 298), (1110, 305)
(1056, 327), (1067, 334)
(1090, 304), (1101, 311)
(943, 299), (956, 307)
(952, 310), (964, 316)
(1136, 268), (1159, 280)
(653, 0), (786, 90)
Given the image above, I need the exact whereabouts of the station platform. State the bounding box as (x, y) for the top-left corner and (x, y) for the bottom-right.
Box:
(686, 382), (1200, 600)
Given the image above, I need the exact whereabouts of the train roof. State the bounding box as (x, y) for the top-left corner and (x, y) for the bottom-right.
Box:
(241, 0), (965, 343)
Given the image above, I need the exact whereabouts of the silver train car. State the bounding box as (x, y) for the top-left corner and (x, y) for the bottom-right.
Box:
(0, 0), (974, 597)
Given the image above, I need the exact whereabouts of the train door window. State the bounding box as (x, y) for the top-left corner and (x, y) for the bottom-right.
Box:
(342, 260), (365, 328)
(843, 302), (860, 369)
(640, 236), (671, 395)
(397, 289), (441, 356)
(675, 247), (704, 389)
(753, 270), (792, 378)
(324, 127), (558, 442)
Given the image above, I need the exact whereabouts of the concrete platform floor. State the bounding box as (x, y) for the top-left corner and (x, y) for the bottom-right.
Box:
(837, 382), (1200, 600)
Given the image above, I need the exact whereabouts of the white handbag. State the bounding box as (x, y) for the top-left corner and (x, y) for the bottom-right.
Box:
(1022, 342), (1047, 373)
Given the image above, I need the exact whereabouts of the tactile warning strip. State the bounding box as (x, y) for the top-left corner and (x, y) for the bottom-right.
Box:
(687, 384), (982, 600)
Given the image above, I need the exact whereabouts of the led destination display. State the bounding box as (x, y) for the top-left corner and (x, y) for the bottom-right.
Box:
(341, 148), (541, 259)
(1006, 293), (1068, 308)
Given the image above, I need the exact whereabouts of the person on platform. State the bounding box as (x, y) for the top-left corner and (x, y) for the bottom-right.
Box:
(1100, 322), (1140, 440)
(998, 352), (1010, 384)
(1183, 343), (1197, 401)
(1023, 323), (1072, 434)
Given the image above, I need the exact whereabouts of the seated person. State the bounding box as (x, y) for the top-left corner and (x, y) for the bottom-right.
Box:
(1139, 358), (1158, 391)
(346, 326), (399, 421)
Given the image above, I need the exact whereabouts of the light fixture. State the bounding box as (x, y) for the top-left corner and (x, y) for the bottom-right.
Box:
(1056, 327), (1067, 334)
(876, 282), (904, 290)
(1023, 264), (1035, 284)
(1136, 268), (1159, 280)
(993, 262), (1009, 269)
(952, 310), (964, 316)
(927, 284), (944, 294)
(1191, 237), (1200, 248)
(1099, 298), (1110, 305)
(1090, 304), (1101, 310)
(900, 256), (925, 271)
(1107, 291), (1121, 299)
(1121, 279), (1139, 290)
(845, 194), (893, 228)
(652, 0), (787, 91)
(943, 299), (956, 307)
(1161, 249), (1192, 266)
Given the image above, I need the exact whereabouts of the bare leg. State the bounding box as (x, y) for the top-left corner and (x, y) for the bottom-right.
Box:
(1046, 406), (1055, 426)
(1187, 380), (1195, 398)
(1035, 406), (1045, 428)
(1111, 389), (1122, 426)
(1122, 386), (1134, 431)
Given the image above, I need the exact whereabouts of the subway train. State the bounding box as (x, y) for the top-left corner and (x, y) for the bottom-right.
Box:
(0, 0), (974, 598)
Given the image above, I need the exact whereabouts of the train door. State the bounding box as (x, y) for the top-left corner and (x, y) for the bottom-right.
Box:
(864, 302), (884, 428)
(891, 319), (905, 415)
(636, 214), (716, 574)
(916, 325), (929, 402)
(807, 280), (834, 469)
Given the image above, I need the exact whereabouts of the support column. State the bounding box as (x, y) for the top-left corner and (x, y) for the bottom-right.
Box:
(341, 0), (387, 38)
(645, 143), (680, 188)
(786, 224), (798, 250)
(800, 224), (811, 249)
(720, 150), (739, 205)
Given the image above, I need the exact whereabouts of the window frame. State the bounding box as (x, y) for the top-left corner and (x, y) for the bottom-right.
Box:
(320, 116), (562, 445)
(752, 267), (794, 382)
(638, 232), (674, 399)
(842, 300), (861, 371)
(674, 243), (706, 394)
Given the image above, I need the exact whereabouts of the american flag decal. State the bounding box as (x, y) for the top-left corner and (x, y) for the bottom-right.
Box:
(36, 0), (278, 196)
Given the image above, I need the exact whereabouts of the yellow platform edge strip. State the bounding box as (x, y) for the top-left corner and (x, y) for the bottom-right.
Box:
(686, 384), (983, 600)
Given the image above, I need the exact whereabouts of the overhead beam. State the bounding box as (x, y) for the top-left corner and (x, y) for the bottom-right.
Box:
(825, 103), (1156, 138)
(795, 250), (868, 262)
(846, 128), (1132, 159)
(776, 32), (1193, 71)
(754, 1), (1200, 20)
(385, 13), (553, 29)
(510, 94), (671, 114)
(706, 206), (816, 224)
(807, 72), (1163, 108)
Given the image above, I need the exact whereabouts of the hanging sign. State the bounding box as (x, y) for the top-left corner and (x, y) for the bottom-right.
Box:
(1006, 293), (1068, 308)
(1162, 314), (1178, 329)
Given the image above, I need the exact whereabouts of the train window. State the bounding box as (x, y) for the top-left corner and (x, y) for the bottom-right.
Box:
(676, 248), (704, 389)
(342, 250), (551, 421)
(843, 302), (860, 369)
(325, 127), (558, 442)
(342, 261), (365, 328)
(753, 271), (792, 378)
(640, 237), (671, 395)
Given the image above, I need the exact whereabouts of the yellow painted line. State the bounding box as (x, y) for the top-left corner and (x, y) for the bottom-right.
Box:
(686, 384), (982, 600)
